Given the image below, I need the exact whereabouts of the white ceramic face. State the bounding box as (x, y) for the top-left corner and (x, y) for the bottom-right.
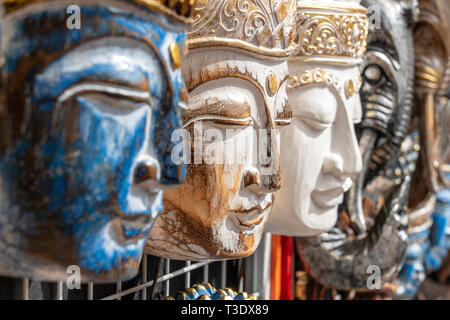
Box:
(266, 61), (363, 236)
(145, 48), (290, 259)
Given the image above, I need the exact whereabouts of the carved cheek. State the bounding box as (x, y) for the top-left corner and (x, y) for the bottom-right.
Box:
(211, 163), (244, 211)
(78, 97), (150, 203)
(163, 164), (211, 228)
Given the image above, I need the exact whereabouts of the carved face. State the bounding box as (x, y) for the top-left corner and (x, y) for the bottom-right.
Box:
(339, 0), (416, 233)
(266, 63), (363, 236)
(294, 0), (416, 291)
(146, 49), (290, 259)
(0, 1), (187, 281)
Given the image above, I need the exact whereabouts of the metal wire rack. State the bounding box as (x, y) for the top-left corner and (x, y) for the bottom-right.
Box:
(2, 233), (272, 300)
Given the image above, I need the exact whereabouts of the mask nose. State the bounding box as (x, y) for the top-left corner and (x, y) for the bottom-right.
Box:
(324, 130), (362, 180)
(243, 169), (281, 194)
(325, 98), (363, 179)
(259, 168), (282, 192)
(242, 131), (282, 194)
(119, 156), (165, 216)
(134, 161), (158, 184)
(257, 127), (282, 192)
(243, 170), (260, 189)
(132, 158), (163, 192)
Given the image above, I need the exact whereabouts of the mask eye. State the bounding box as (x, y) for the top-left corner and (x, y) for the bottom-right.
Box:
(363, 64), (384, 85)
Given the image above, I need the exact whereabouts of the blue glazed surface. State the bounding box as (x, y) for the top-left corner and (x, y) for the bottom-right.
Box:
(0, 1), (187, 281)
(396, 190), (450, 298)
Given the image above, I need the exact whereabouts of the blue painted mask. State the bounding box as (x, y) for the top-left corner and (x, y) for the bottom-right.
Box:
(0, 0), (189, 282)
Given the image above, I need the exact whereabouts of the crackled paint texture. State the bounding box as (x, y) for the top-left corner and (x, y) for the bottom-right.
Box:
(0, 0), (187, 282)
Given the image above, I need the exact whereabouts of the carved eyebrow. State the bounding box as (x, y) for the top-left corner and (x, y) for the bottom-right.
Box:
(57, 82), (152, 104)
(182, 100), (251, 124)
(366, 48), (400, 71)
(33, 38), (167, 102)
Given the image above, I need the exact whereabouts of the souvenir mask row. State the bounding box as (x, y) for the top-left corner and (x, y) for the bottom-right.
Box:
(0, 0), (192, 282)
(1, 0), (441, 288)
(296, 0), (450, 294)
(0, 0), (371, 279)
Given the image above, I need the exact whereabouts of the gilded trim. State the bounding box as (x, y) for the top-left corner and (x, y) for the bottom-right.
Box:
(4, 0), (197, 23)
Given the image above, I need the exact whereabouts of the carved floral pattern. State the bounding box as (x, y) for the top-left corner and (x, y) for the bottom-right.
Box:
(295, 10), (368, 59)
(188, 0), (297, 53)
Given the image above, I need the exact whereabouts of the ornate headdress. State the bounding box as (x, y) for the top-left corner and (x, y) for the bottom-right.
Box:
(3, 0), (197, 23)
(186, 0), (298, 59)
(414, 0), (450, 95)
(291, 0), (369, 65)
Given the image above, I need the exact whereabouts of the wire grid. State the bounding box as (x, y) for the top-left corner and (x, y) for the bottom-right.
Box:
(101, 258), (226, 300)
(17, 233), (272, 300)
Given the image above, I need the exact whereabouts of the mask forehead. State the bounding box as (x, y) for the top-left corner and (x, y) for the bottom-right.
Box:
(182, 49), (289, 125)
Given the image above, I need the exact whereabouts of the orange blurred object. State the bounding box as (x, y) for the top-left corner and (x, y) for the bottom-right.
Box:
(270, 235), (294, 300)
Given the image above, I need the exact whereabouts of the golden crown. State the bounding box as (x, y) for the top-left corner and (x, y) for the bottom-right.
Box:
(3, 0), (197, 22)
(291, 0), (369, 65)
(186, 0), (298, 59)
